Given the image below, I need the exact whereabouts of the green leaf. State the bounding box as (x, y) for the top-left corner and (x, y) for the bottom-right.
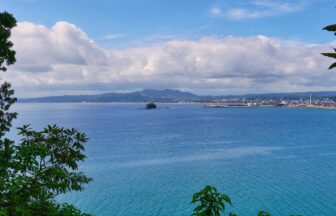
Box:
(328, 62), (336, 70)
(221, 194), (232, 205)
(323, 24), (336, 32)
(321, 52), (336, 59)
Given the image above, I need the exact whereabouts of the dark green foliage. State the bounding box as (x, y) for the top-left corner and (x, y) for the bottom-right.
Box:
(322, 23), (336, 69)
(257, 211), (271, 216)
(7, 124), (93, 213)
(323, 24), (336, 34)
(0, 82), (17, 136)
(321, 52), (336, 58)
(327, 62), (336, 70)
(191, 185), (305, 216)
(191, 185), (302, 216)
(0, 11), (19, 216)
(3, 201), (93, 216)
(0, 11), (92, 216)
(0, 11), (16, 72)
(54, 203), (92, 216)
(16, 124), (92, 197)
(191, 185), (233, 216)
(321, 53), (336, 69)
(145, 102), (157, 109)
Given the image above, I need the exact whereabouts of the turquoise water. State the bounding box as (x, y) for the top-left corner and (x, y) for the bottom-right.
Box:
(11, 103), (336, 216)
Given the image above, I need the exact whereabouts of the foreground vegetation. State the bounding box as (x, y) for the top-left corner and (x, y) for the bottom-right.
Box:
(0, 11), (92, 216)
(321, 23), (336, 69)
(191, 185), (267, 216)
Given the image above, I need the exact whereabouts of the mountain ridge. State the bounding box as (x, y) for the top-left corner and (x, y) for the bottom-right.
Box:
(18, 89), (336, 103)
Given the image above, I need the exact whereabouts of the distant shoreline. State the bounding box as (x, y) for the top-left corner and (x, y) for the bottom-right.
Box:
(15, 101), (336, 110)
(17, 89), (336, 103)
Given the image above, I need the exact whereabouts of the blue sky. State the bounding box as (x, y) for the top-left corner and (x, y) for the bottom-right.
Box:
(3, 0), (335, 47)
(2, 0), (336, 97)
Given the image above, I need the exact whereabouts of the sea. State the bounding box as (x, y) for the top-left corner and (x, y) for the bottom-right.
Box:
(11, 103), (336, 216)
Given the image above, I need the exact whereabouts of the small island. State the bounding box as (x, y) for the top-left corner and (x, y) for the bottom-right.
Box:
(145, 102), (157, 109)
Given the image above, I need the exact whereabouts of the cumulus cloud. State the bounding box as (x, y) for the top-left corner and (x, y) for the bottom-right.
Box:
(210, 0), (306, 20)
(1, 21), (335, 97)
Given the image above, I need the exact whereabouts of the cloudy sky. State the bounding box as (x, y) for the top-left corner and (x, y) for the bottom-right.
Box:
(2, 0), (336, 97)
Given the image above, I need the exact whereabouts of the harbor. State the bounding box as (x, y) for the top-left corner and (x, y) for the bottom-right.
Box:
(203, 94), (336, 109)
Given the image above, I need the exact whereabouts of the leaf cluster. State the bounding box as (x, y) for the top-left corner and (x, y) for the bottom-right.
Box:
(321, 24), (336, 69)
(0, 85), (92, 215)
(191, 185), (233, 216)
(0, 104), (92, 215)
(16, 124), (92, 197)
(0, 11), (16, 72)
(0, 202), (92, 216)
(191, 185), (302, 216)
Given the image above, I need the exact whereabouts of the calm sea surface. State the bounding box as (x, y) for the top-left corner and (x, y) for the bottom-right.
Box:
(11, 103), (336, 216)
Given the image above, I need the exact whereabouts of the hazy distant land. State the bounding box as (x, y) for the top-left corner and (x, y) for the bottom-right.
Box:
(18, 89), (336, 103)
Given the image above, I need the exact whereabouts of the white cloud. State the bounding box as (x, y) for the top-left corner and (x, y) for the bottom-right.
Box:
(102, 34), (126, 40)
(210, 0), (306, 20)
(2, 21), (335, 97)
(209, 7), (222, 16)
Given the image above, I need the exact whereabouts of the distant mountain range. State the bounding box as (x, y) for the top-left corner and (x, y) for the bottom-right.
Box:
(18, 89), (336, 103)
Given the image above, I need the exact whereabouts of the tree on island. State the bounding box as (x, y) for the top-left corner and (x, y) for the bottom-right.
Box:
(145, 102), (157, 109)
(0, 11), (92, 216)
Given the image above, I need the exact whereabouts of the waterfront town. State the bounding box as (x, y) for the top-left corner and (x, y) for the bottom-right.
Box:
(203, 94), (336, 109)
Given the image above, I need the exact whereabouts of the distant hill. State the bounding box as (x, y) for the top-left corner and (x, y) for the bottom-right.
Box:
(19, 89), (202, 103)
(18, 89), (336, 103)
